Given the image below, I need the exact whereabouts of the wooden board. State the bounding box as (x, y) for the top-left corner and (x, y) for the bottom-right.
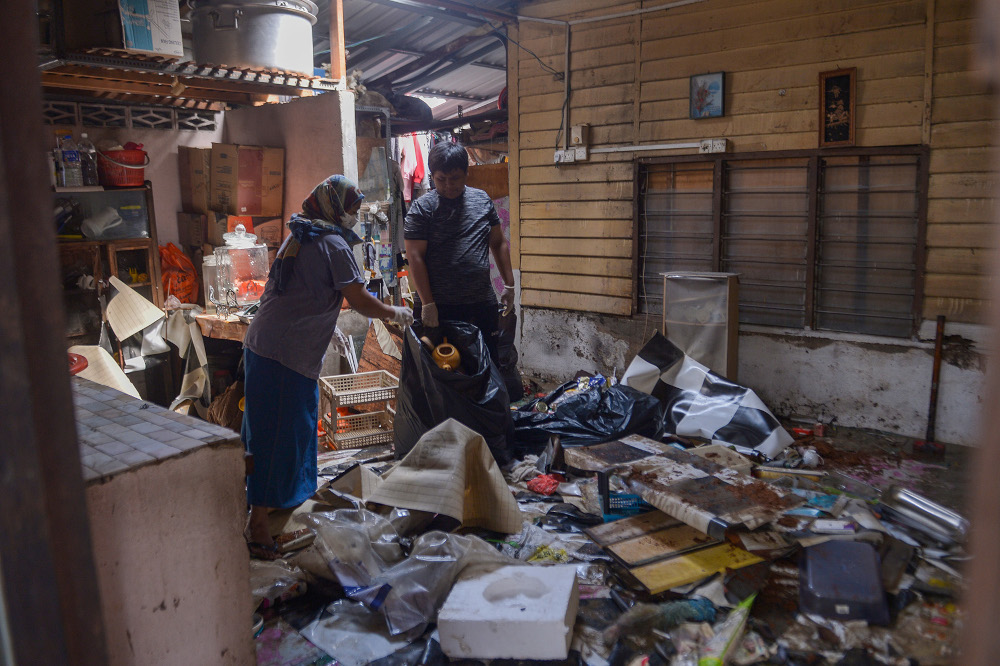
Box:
(586, 511), (682, 547)
(513, 0), (996, 325)
(608, 524), (720, 567)
(466, 163), (509, 200)
(195, 313), (247, 342)
(564, 438), (665, 472)
(630, 543), (764, 595)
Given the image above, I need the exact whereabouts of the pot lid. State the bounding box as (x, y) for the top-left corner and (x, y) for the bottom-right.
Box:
(222, 223), (259, 248)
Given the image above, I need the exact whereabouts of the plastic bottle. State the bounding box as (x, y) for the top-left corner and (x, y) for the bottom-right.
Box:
(77, 133), (99, 186)
(58, 133), (83, 188)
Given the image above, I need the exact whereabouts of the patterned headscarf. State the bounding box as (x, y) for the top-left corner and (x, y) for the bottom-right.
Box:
(270, 175), (365, 293)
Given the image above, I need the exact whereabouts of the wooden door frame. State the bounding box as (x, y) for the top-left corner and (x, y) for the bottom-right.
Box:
(0, 0), (107, 662)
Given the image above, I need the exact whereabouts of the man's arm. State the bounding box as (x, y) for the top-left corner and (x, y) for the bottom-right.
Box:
(404, 238), (434, 305)
(488, 225), (514, 288)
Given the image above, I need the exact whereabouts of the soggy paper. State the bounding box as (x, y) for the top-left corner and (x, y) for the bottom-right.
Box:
(107, 276), (164, 341)
(69, 345), (140, 398)
(366, 419), (523, 534)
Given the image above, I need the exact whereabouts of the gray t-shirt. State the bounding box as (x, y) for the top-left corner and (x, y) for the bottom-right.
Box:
(243, 233), (363, 379)
(404, 186), (500, 305)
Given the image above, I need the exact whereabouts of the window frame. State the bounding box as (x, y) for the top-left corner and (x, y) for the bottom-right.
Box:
(634, 146), (929, 337)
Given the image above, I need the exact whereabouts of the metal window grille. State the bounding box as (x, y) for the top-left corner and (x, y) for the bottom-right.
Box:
(722, 158), (810, 328)
(638, 149), (925, 337)
(815, 155), (921, 337)
(637, 163), (714, 315)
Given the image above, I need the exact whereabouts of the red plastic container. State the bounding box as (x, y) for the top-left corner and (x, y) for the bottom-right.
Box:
(97, 149), (148, 187)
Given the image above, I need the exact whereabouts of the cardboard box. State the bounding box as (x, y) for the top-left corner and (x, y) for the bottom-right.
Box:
(178, 147), (212, 214)
(227, 216), (254, 234)
(253, 218), (284, 247)
(62, 0), (184, 58)
(207, 212), (229, 247)
(177, 213), (207, 248)
(210, 144), (285, 217)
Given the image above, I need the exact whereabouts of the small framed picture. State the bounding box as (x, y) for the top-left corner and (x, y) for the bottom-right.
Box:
(819, 68), (856, 147)
(690, 72), (725, 119)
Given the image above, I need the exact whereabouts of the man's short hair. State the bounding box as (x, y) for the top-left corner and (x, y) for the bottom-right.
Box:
(428, 142), (469, 175)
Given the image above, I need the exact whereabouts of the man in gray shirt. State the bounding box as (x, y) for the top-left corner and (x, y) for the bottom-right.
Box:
(404, 142), (514, 362)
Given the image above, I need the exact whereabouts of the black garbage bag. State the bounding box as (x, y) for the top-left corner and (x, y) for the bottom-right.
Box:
(496, 305), (523, 401)
(511, 380), (663, 453)
(394, 321), (514, 465)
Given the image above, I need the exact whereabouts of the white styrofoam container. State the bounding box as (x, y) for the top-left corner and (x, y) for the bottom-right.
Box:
(437, 565), (579, 661)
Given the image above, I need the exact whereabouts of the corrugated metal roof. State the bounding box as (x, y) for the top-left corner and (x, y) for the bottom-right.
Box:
(313, 0), (511, 122)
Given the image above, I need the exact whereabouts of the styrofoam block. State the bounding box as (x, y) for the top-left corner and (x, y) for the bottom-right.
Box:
(437, 565), (579, 660)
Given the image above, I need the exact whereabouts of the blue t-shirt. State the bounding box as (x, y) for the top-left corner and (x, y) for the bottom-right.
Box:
(243, 233), (363, 379)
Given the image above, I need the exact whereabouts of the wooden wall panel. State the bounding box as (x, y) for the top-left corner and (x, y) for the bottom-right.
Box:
(512, 0), (996, 321)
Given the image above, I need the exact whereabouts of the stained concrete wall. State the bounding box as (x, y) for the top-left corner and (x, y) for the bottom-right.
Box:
(519, 307), (987, 447)
(86, 445), (252, 665)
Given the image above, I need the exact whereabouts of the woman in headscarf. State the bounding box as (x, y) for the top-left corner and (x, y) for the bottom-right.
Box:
(242, 175), (412, 557)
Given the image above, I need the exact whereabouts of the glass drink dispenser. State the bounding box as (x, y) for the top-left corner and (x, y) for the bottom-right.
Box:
(211, 224), (268, 314)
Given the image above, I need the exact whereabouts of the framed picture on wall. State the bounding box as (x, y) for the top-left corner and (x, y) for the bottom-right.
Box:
(819, 68), (856, 147)
(690, 72), (725, 119)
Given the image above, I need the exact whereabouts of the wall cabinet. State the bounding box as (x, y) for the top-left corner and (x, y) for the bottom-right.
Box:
(57, 183), (162, 344)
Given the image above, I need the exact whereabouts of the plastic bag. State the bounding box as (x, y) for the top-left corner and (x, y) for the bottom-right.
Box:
(511, 380), (663, 452)
(250, 559), (307, 610)
(159, 242), (199, 303)
(298, 509), (513, 637)
(394, 321), (514, 464)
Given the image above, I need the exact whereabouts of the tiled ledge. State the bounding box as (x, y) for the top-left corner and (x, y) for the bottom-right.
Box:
(72, 377), (242, 482)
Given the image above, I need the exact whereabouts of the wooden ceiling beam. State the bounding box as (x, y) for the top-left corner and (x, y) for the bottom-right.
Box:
(41, 73), (267, 106)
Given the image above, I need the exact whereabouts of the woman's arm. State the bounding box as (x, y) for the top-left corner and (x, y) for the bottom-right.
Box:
(342, 283), (407, 322)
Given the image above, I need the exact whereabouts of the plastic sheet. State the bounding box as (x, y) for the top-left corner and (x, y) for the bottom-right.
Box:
(622, 333), (793, 457)
(511, 380), (663, 451)
(394, 321), (514, 464)
(298, 509), (513, 637)
(300, 599), (412, 666)
(250, 560), (308, 610)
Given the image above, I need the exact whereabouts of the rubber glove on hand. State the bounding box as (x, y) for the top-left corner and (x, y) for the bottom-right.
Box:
(389, 306), (414, 327)
(332, 326), (351, 358)
(420, 302), (439, 328)
(500, 284), (516, 316)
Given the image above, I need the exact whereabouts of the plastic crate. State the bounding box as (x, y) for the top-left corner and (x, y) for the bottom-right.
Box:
(324, 409), (394, 450)
(602, 493), (655, 522)
(320, 370), (398, 409)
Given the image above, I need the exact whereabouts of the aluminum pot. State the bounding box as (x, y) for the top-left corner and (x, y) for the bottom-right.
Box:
(188, 0), (318, 75)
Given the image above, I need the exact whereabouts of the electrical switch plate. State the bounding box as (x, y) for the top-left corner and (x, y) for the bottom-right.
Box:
(699, 138), (728, 154)
(574, 146), (588, 161)
(553, 149), (576, 164)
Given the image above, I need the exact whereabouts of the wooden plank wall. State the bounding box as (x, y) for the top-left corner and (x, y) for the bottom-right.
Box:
(510, 0), (996, 323)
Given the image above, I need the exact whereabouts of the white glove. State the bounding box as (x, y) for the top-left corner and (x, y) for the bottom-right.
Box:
(421, 302), (439, 328)
(332, 326), (351, 357)
(389, 305), (414, 327)
(500, 284), (516, 316)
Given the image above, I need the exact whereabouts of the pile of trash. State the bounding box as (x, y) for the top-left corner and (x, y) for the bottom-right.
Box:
(252, 333), (967, 665)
